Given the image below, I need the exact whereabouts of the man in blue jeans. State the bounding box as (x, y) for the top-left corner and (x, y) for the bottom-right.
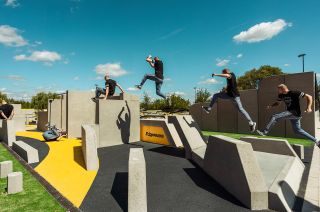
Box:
(91, 74), (124, 102)
(135, 55), (166, 99)
(257, 84), (320, 147)
(202, 68), (256, 132)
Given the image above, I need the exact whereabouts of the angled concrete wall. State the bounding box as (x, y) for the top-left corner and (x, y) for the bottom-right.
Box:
(67, 91), (96, 138)
(203, 135), (268, 210)
(98, 95), (140, 147)
(12, 141), (39, 164)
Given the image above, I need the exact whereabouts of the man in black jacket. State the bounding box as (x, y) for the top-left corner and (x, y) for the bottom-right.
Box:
(92, 74), (125, 102)
(0, 99), (14, 120)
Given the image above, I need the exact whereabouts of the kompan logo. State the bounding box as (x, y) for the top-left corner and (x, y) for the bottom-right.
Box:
(145, 132), (164, 138)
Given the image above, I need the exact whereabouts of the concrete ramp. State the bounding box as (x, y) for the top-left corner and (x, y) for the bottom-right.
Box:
(168, 115), (206, 160)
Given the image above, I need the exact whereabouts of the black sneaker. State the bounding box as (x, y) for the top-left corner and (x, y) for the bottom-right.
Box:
(316, 140), (320, 149)
(135, 85), (142, 90)
(202, 106), (211, 114)
(249, 122), (256, 133)
(256, 130), (266, 136)
(91, 97), (98, 103)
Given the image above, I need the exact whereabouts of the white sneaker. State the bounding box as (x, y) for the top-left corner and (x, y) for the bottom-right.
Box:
(201, 106), (211, 114)
(256, 130), (266, 136)
(249, 122), (256, 133)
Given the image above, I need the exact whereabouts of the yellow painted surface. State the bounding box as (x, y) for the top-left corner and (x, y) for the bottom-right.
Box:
(140, 125), (170, 145)
(16, 131), (97, 207)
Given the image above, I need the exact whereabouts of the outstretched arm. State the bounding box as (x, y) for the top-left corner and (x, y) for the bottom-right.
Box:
(125, 100), (130, 116)
(212, 73), (231, 78)
(304, 93), (313, 113)
(116, 84), (125, 93)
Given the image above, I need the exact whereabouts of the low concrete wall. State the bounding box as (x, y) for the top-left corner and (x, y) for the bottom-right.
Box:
(37, 111), (48, 132)
(12, 141), (39, 164)
(128, 148), (147, 212)
(0, 120), (16, 146)
(203, 135), (268, 210)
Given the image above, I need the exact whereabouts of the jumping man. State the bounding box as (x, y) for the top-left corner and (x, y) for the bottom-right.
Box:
(135, 55), (166, 99)
(92, 74), (124, 102)
(257, 84), (320, 147)
(202, 68), (256, 132)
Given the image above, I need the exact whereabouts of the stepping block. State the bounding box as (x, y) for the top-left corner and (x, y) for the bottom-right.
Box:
(0, 120), (16, 147)
(128, 148), (147, 212)
(12, 141), (39, 164)
(81, 124), (99, 171)
(291, 144), (304, 160)
(0, 160), (13, 178)
(7, 172), (23, 194)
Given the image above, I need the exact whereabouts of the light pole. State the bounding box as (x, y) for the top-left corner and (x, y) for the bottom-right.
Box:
(194, 87), (197, 103)
(298, 53), (306, 73)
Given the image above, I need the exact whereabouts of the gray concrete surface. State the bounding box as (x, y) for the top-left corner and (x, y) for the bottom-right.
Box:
(302, 146), (320, 211)
(12, 141), (39, 164)
(203, 135), (268, 210)
(168, 115), (206, 159)
(7, 171), (23, 194)
(128, 148), (147, 212)
(37, 111), (48, 132)
(0, 160), (13, 178)
(98, 97), (140, 147)
(0, 120), (16, 146)
(81, 124), (99, 171)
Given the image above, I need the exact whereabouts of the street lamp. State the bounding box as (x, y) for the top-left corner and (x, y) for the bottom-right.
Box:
(194, 87), (197, 103)
(298, 53), (306, 73)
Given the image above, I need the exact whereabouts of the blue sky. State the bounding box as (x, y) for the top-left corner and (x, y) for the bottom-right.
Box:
(1, 0), (320, 101)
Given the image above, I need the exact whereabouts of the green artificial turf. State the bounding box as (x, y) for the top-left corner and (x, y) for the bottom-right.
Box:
(0, 144), (65, 212)
(202, 131), (314, 147)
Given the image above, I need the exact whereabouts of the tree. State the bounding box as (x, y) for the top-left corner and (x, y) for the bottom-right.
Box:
(31, 92), (60, 110)
(195, 89), (211, 103)
(237, 65), (284, 90)
(140, 92), (153, 110)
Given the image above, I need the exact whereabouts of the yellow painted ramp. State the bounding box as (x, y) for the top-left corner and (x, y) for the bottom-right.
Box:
(16, 131), (97, 207)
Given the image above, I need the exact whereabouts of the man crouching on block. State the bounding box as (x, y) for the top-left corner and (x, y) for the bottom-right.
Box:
(92, 74), (125, 102)
(257, 84), (320, 147)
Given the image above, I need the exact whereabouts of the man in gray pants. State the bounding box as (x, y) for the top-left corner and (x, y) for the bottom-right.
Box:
(202, 68), (256, 132)
(257, 84), (320, 147)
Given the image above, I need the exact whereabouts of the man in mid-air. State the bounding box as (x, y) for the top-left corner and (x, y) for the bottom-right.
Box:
(257, 84), (319, 147)
(92, 74), (124, 102)
(202, 68), (256, 132)
(135, 55), (166, 99)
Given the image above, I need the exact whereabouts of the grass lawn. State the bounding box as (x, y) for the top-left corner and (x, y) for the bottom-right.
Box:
(0, 144), (65, 212)
(203, 131), (314, 147)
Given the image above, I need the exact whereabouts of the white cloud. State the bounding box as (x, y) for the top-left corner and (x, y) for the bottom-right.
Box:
(170, 91), (186, 96)
(95, 62), (128, 77)
(127, 87), (139, 91)
(73, 76), (80, 81)
(164, 78), (172, 81)
(284, 64), (290, 67)
(233, 19), (291, 43)
(198, 78), (220, 85)
(237, 54), (243, 58)
(5, 0), (19, 8)
(14, 50), (62, 63)
(0, 88), (7, 92)
(0, 75), (25, 81)
(159, 28), (184, 40)
(0, 25), (27, 47)
(216, 59), (230, 67)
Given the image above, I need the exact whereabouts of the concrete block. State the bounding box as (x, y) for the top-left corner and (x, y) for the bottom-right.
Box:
(302, 146), (320, 211)
(240, 137), (299, 158)
(168, 115), (206, 159)
(291, 144), (304, 160)
(0, 160), (13, 178)
(189, 103), (204, 129)
(7, 172), (23, 194)
(217, 98), (238, 133)
(120, 93), (140, 101)
(203, 135), (268, 210)
(0, 120), (16, 146)
(81, 124), (99, 171)
(67, 91), (95, 138)
(12, 115), (26, 132)
(98, 98), (140, 147)
(268, 157), (305, 211)
(128, 148), (147, 212)
(37, 111), (48, 132)
(140, 118), (183, 147)
(12, 141), (39, 164)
